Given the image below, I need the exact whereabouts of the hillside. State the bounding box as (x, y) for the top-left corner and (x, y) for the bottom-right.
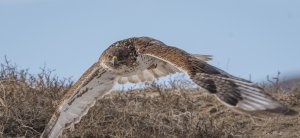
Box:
(0, 61), (299, 138)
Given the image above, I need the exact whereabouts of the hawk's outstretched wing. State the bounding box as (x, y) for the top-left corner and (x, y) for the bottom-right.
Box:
(134, 37), (297, 116)
(41, 63), (116, 138)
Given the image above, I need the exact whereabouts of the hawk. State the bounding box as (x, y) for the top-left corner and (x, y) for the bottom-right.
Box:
(41, 37), (297, 138)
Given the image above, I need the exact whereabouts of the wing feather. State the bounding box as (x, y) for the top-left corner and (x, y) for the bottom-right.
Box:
(136, 71), (146, 82)
(142, 70), (155, 81)
(134, 37), (297, 116)
(128, 75), (141, 83)
(41, 63), (116, 138)
(192, 54), (213, 61)
(117, 77), (128, 84)
(115, 61), (176, 84)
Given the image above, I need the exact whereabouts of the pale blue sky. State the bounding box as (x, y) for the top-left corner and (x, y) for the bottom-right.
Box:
(0, 0), (299, 82)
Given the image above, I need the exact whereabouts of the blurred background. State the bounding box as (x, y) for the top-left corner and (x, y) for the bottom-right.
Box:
(0, 0), (299, 82)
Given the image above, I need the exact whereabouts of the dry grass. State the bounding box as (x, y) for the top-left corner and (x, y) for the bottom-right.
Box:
(0, 60), (299, 138)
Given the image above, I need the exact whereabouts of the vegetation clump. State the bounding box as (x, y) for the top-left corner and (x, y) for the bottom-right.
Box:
(0, 60), (299, 138)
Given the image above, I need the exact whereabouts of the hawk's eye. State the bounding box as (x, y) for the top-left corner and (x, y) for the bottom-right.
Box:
(108, 55), (113, 59)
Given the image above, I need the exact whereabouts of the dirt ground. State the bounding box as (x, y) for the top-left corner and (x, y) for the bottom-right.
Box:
(0, 62), (299, 138)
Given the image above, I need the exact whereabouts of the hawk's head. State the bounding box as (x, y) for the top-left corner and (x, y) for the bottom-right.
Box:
(100, 41), (139, 74)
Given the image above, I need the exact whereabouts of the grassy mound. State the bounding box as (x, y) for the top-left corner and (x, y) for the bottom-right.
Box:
(0, 61), (299, 138)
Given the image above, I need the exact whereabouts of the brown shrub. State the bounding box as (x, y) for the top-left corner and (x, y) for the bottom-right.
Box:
(0, 60), (299, 138)
(0, 60), (71, 138)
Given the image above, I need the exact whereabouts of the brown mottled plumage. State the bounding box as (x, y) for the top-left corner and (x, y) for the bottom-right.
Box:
(41, 37), (297, 138)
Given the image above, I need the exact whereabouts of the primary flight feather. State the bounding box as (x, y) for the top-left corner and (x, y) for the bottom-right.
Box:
(41, 37), (297, 138)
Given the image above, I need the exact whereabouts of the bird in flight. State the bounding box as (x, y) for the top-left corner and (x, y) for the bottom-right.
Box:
(41, 37), (297, 138)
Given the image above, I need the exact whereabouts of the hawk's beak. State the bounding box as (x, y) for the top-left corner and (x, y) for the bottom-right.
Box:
(112, 56), (118, 66)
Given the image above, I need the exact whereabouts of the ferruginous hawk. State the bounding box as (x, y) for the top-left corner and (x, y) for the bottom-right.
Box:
(41, 37), (297, 138)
